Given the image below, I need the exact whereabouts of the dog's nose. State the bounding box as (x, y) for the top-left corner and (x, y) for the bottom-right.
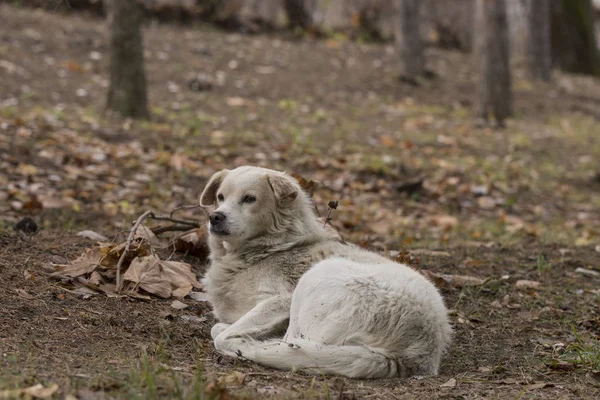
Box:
(210, 211), (226, 225)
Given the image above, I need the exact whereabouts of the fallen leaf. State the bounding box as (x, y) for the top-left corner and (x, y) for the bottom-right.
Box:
(180, 314), (207, 323)
(477, 196), (496, 210)
(463, 258), (489, 268)
(290, 173), (319, 197)
(547, 361), (576, 371)
(430, 214), (458, 230)
(134, 225), (161, 247)
(122, 255), (202, 298)
(421, 270), (485, 288)
(526, 382), (550, 390)
(218, 371), (246, 387)
(73, 286), (98, 297)
(516, 280), (542, 289)
(394, 177), (424, 195)
(502, 294), (521, 309)
(174, 227), (209, 259)
(53, 247), (103, 278)
(171, 300), (189, 309)
(226, 97), (247, 106)
(0, 383), (59, 399)
(77, 230), (108, 241)
(88, 271), (102, 285)
(440, 378), (456, 388)
(379, 135), (396, 148)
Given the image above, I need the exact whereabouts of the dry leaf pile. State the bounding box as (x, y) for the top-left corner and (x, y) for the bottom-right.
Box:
(52, 225), (208, 299)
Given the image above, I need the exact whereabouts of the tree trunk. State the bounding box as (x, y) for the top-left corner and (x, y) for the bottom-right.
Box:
(474, 0), (512, 127)
(551, 0), (600, 76)
(105, 0), (149, 118)
(283, 0), (315, 30)
(394, 0), (424, 80)
(525, 0), (552, 81)
(424, 0), (474, 51)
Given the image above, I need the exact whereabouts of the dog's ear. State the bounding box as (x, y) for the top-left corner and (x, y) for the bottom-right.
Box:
(267, 174), (298, 205)
(200, 169), (230, 206)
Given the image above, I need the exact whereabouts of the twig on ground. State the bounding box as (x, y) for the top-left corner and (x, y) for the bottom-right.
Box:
(169, 204), (202, 219)
(115, 208), (205, 289)
(150, 215), (199, 227)
(115, 210), (154, 291)
(151, 224), (196, 235)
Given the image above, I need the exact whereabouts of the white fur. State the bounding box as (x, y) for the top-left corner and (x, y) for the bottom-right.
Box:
(200, 166), (452, 379)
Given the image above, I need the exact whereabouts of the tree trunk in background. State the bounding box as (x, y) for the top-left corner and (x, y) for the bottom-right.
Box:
(284, 0), (314, 30)
(394, 0), (424, 80)
(105, 0), (149, 118)
(525, 0), (551, 81)
(424, 0), (474, 51)
(474, 0), (512, 127)
(551, 0), (600, 76)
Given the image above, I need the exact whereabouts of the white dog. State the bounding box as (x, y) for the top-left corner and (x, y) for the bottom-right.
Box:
(200, 166), (452, 378)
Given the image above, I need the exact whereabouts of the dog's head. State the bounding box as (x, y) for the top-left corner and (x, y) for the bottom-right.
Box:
(200, 166), (303, 244)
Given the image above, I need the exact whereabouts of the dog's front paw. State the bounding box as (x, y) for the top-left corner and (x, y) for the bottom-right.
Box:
(211, 322), (231, 340)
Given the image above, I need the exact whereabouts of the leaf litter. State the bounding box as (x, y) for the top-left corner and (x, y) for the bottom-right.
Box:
(52, 224), (205, 299)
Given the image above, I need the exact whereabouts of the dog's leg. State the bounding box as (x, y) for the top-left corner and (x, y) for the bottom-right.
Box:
(211, 323), (231, 340)
(213, 295), (291, 358)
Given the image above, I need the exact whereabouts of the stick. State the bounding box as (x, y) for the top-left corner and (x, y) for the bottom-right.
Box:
(149, 215), (199, 227)
(169, 204), (202, 219)
(115, 210), (154, 291)
(151, 224), (195, 235)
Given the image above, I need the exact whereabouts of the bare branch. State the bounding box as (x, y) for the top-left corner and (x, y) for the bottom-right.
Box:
(150, 215), (199, 227)
(169, 204), (202, 219)
(151, 224), (197, 235)
(115, 210), (154, 291)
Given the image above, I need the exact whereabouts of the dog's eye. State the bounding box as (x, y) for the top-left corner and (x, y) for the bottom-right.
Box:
(217, 194), (224, 202)
(242, 195), (256, 204)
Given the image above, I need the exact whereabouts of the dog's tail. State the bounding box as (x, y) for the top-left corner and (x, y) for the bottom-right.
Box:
(236, 337), (407, 379)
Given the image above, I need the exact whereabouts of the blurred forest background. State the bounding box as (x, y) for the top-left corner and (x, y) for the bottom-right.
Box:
(1, 0), (600, 399)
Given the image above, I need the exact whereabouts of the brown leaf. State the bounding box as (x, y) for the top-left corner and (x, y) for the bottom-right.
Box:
(123, 255), (202, 298)
(526, 382), (550, 390)
(421, 270), (485, 288)
(477, 196), (496, 210)
(135, 225), (162, 247)
(463, 258), (489, 268)
(53, 247), (103, 278)
(77, 230), (108, 242)
(547, 361), (576, 371)
(379, 135), (396, 148)
(392, 250), (421, 270)
(440, 378), (456, 388)
(408, 249), (451, 257)
(23, 194), (43, 211)
(430, 214), (458, 230)
(291, 173), (319, 197)
(0, 383), (59, 399)
(502, 294), (521, 309)
(174, 227), (209, 259)
(218, 371), (246, 387)
(171, 300), (189, 310)
(64, 60), (84, 72)
(515, 280), (542, 289)
(88, 271), (102, 285)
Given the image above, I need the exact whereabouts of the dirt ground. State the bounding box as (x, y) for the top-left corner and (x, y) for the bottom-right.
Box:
(1, 5), (600, 399)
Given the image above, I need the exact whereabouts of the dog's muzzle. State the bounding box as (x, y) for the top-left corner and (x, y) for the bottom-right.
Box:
(209, 211), (229, 236)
